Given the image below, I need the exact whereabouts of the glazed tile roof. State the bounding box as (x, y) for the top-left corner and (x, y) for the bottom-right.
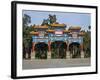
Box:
(50, 23), (66, 27)
(69, 26), (81, 30)
(63, 30), (70, 33)
(34, 25), (48, 29)
(46, 30), (55, 33)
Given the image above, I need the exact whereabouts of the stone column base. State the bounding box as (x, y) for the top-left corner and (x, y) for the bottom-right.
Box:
(25, 53), (28, 58)
(31, 51), (35, 59)
(66, 51), (70, 59)
(81, 51), (84, 58)
(47, 51), (51, 59)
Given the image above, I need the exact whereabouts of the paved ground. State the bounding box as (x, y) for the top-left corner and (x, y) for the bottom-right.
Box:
(23, 58), (90, 69)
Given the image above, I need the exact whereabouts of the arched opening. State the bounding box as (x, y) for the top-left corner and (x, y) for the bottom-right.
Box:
(69, 42), (81, 58)
(35, 42), (48, 59)
(51, 41), (67, 59)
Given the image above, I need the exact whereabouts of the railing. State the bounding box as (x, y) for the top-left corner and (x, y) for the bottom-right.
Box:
(49, 36), (67, 41)
(68, 37), (83, 43)
(32, 36), (83, 44)
(32, 36), (49, 43)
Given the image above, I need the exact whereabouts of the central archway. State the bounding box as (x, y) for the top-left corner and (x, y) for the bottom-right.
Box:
(69, 42), (81, 58)
(51, 41), (67, 59)
(35, 42), (48, 59)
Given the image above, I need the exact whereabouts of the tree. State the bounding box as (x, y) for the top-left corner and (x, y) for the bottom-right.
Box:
(41, 19), (49, 26)
(41, 14), (57, 26)
(23, 14), (31, 27)
(83, 31), (91, 57)
(48, 14), (57, 24)
(23, 14), (32, 59)
(88, 26), (91, 31)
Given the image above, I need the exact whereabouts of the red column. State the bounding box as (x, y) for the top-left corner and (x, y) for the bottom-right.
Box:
(48, 41), (51, 51)
(32, 42), (34, 52)
(80, 44), (83, 51)
(80, 43), (84, 58)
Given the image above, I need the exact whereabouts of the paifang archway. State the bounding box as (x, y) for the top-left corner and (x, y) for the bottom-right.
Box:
(34, 42), (48, 59)
(69, 42), (81, 58)
(51, 41), (67, 59)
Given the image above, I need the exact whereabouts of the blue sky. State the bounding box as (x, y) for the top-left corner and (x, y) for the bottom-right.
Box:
(23, 10), (91, 31)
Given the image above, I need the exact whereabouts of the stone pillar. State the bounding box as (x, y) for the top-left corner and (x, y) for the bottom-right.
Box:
(80, 44), (84, 58)
(66, 51), (70, 59)
(47, 41), (51, 59)
(66, 42), (70, 59)
(31, 42), (35, 59)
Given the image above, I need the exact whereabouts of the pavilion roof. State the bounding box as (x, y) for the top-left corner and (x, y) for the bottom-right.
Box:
(50, 23), (66, 27)
(46, 30), (55, 33)
(69, 26), (81, 30)
(63, 30), (70, 33)
(34, 25), (48, 29)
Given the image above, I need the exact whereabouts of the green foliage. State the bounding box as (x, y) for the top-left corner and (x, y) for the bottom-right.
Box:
(49, 14), (57, 24)
(51, 42), (67, 59)
(83, 31), (91, 57)
(35, 50), (47, 59)
(88, 26), (91, 31)
(41, 14), (57, 26)
(41, 19), (49, 26)
(23, 14), (34, 49)
(23, 14), (31, 27)
(69, 43), (81, 58)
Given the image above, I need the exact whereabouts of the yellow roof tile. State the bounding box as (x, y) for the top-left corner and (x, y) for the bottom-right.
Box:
(63, 30), (70, 33)
(69, 26), (81, 30)
(46, 30), (55, 33)
(50, 23), (66, 27)
(34, 25), (48, 29)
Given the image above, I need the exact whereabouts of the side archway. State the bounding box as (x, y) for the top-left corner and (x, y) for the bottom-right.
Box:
(69, 42), (81, 58)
